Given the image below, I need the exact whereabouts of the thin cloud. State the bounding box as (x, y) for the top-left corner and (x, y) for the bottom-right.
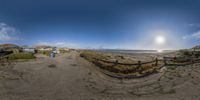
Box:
(0, 22), (20, 41)
(191, 31), (200, 39)
(185, 23), (200, 27)
(182, 30), (200, 40)
(36, 41), (79, 48)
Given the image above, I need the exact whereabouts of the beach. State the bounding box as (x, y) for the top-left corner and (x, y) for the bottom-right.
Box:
(0, 51), (200, 100)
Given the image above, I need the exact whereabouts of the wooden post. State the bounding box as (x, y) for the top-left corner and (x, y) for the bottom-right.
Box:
(96, 58), (99, 61)
(164, 58), (167, 65)
(174, 56), (176, 61)
(191, 57), (194, 64)
(191, 59), (194, 64)
(155, 58), (158, 66)
(138, 61), (141, 67)
(115, 60), (118, 65)
(6, 56), (8, 61)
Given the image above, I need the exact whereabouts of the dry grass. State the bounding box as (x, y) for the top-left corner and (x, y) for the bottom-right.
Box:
(80, 50), (108, 61)
(80, 50), (160, 77)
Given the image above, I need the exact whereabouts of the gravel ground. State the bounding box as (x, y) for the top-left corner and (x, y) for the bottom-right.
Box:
(0, 51), (200, 100)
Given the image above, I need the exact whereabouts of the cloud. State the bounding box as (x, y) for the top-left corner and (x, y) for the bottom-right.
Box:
(182, 30), (200, 40)
(191, 31), (200, 39)
(0, 22), (19, 41)
(36, 41), (79, 48)
(185, 23), (200, 27)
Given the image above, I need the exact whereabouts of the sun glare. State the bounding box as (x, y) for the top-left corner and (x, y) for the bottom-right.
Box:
(157, 49), (163, 53)
(155, 35), (165, 45)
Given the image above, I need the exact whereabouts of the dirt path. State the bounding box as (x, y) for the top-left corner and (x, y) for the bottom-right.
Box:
(0, 51), (200, 100)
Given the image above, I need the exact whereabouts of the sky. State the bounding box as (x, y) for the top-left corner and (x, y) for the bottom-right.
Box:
(0, 0), (200, 50)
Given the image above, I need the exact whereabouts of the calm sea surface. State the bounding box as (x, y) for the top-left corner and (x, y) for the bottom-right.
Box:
(97, 49), (176, 54)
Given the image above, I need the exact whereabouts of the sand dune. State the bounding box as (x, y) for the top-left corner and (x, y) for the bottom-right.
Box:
(0, 51), (200, 100)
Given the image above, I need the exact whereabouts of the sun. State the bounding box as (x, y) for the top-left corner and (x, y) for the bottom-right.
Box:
(155, 35), (165, 45)
(157, 49), (163, 53)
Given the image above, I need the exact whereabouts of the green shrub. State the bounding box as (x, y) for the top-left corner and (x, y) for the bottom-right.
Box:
(38, 51), (51, 56)
(59, 50), (69, 53)
(8, 53), (35, 60)
(179, 50), (193, 57)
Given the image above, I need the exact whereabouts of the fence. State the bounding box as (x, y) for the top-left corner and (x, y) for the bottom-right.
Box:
(93, 58), (159, 66)
(163, 56), (200, 66)
(89, 56), (200, 79)
(91, 57), (161, 75)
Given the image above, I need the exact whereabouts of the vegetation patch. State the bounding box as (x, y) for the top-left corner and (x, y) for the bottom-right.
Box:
(164, 50), (200, 66)
(59, 50), (69, 53)
(48, 64), (56, 68)
(7, 53), (35, 60)
(38, 51), (51, 56)
(80, 51), (108, 62)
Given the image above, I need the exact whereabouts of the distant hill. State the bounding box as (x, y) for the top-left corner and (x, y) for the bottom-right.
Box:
(0, 44), (19, 48)
(0, 44), (20, 50)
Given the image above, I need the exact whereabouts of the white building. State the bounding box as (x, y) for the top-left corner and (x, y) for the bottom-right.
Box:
(36, 46), (53, 51)
(23, 47), (36, 53)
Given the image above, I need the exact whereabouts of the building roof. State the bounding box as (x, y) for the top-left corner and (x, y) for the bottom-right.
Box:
(36, 45), (52, 49)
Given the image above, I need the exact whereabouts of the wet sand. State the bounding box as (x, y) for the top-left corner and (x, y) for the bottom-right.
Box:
(0, 51), (200, 100)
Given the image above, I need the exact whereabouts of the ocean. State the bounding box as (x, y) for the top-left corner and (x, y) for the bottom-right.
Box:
(96, 49), (176, 54)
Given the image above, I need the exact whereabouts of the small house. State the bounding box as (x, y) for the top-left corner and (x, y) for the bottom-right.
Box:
(58, 48), (70, 53)
(38, 48), (53, 51)
(36, 46), (53, 51)
(22, 47), (36, 53)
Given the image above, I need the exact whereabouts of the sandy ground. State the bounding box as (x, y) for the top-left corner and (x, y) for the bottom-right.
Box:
(0, 51), (200, 100)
